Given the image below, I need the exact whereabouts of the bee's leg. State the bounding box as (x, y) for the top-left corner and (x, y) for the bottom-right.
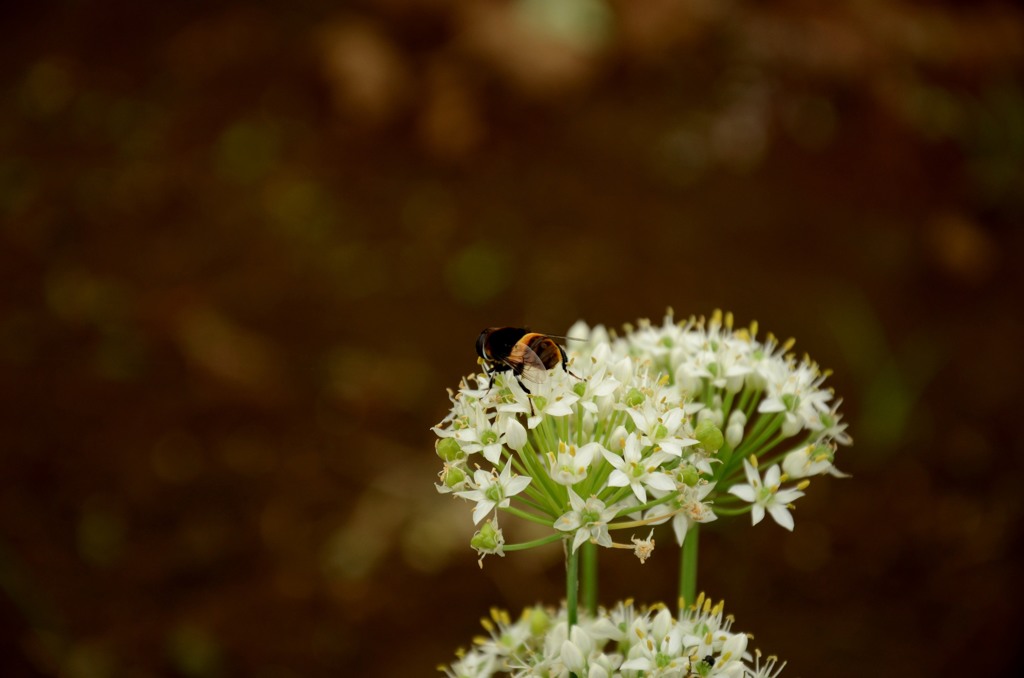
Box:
(514, 375), (531, 395)
(509, 364), (531, 394)
(559, 345), (582, 381)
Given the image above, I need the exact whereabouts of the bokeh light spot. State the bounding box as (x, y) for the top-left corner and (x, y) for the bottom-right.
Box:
(444, 242), (511, 305)
(152, 430), (206, 484)
(516, 0), (614, 51)
(21, 58), (74, 117)
(77, 500), (126, 568)
(166, 624), (223, 678)
(214, 120), (280, 184)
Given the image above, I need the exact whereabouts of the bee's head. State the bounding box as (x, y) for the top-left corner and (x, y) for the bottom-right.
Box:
(476, 328), (493, 360)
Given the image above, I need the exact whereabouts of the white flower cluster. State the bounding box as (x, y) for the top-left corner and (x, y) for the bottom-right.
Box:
(433, 311), (850, 560)
(441, 597), (786, 678)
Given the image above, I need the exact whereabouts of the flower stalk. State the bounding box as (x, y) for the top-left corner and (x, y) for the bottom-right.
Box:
(581, 541), (598, 616)
(565, 541), (579, 630)
(679, 523), (699, 613)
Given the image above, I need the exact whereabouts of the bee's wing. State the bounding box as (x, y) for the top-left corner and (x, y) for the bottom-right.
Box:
(508, 342), (548, 385)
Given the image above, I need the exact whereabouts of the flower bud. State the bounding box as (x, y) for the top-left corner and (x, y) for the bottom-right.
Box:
(680, 465), (700, 487)
(725, 412), (746, 446)
(726, 422), (744, 449)
(613, 356), (633, 384)
(697, 406), (723, 428)
(609, 426), (629, 451)
(781, 413), (802, 437)
(443, 465), (466, 488)
(625, 387), (645, 407)
(436, 437), (463, 462)
(527, 606), (551, 637)
(570, 626), (594, 657)
(470, 520), (504, 555)
(782, 443), (834, 478)
(560, 639), (586, 673)
(674, 365), (701, 395)
(728, 409), (747, 427)
(581, 411), (596, 436)
(695, 419), (724, 453)
(504, 418), (527, 451)
(651, 607), (673, 639)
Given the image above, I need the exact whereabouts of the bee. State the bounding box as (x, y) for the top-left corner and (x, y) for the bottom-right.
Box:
(476, 327), (571, 394)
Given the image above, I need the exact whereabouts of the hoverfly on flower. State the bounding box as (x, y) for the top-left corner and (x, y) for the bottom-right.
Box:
(476, 327), (574, 394)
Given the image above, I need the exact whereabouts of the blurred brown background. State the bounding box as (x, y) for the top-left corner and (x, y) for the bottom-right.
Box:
(2, 0), (1023, 676)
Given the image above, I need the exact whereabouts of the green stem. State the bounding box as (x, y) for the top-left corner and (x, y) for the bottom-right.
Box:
(678, 523), (699, 614)
(503, 449), (530, 477)
(720, 413), (783, 480)
(600, 484), (635, 506)
(575, 405), (585, 447)
(500, 505), (555, 527)
(512, 493), (557, 517)
(743, 388), (763, 419)
(720, 388), (737, 423)
(711, 505), (753, 516)
(716, 441), (734, 475)
(520, 442), (564, 515)
(581, 541), (598, 616)
(734, 412), (778, 456)
(566, 542), (579, 630)
(746, 431), (791, 460)
(611, 492), (677, 520)
(503, 533), (564, 551)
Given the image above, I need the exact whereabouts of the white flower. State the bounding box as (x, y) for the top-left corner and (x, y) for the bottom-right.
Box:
(620, 607), (688, 675)
(455, 464), (532, 525)
(808, 401), (853, 446)
(442, 649), (496, 678)
(446, 404), (510, 464)
(524, 374), (580, 429)
(559, 626), (595, 674)
(727, 460), (804, 531)
(782, 442), (849, 479)
(602, 433), (676, 503)
(571, 345), (621, 416)
(626, 402), (699, 458)
(646, 479), (718, 546)
(757, 358), (832, 436)
(553, 489), (618, 552)
(440, 598), (779, 678)
(434, 309), (850, 555)
(503, 416), (528, 451)
(547, 441), (603, 486)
